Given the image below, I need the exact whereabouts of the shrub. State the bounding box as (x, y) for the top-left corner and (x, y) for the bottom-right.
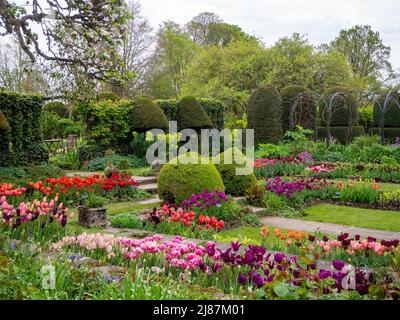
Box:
(111, 212), (143, 229)
(131, 96), (168, 132)
(214, 147), (257, 196)
(198, 98), (224, 130)
(373, 92), (400, 127)
(157, 152), (224, 203)
(0, 166), (26, 180)
(87, 155), (146, 171)
(44, 101), (69, 118)
(0, 92), (48, 166)
(317, 126), (365, 143)
(281, 85), (314, 132)
(255, 144), (291, 158)
(77, 145), (104, 164)
(359, 105), (374, 129)
(96, 91), (120, 102)
(369, 127), (400, 143)
(352, 135), (380, 148)
(157, 98), (224, 130)
(319, 86), (358, 126)
(247, 84), (283, 146)
(177, 96), (212, 130)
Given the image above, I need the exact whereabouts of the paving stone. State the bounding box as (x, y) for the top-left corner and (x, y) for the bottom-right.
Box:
(137, 196), (161, 205)
(138, 182), (158, 192)
(259, 214), (400, 240)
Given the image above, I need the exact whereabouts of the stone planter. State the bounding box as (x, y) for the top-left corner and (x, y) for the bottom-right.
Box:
(78, 206), (108, 228)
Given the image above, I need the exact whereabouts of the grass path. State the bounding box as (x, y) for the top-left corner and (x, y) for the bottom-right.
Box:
(302, 203), (400, 232)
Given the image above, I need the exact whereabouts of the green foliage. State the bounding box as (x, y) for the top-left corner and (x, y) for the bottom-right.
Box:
(87, 155), (147, 172)
(247, 84), (283, 146)
(156, 98), (224, 129)
(0, 110), (10, 130)
(49, 151), (79, 170)
(198, 98), (225, 130)
(359, 105), (374, 129)
(320, 86), (358, 126)
(78, 99), (131, 149)
(44, 101), (69, 118)
(177, 96), (212, 130)
(0, 166), (26, 180)
(369, 128), (400, 143)
(317, 126), (365, 143)
(281, 85), (314, 132)
(214, 147), (257, 196)
(373, 93), (400, 127)
(130, 132), (153, 158)
(352, 134), (380, 148)
(42, 112), (81, 139)
(130, 96), (168, 132)
(96, 91), (120, 102)
(0, 165), (64, 183)
(0, 91), (48, 166)
(157, 152), (224, 203)
(111, 212), (143, 229)
(82, 193), (108, 208)
(255, 144), (291, 158)
(77, 145), (104, 164)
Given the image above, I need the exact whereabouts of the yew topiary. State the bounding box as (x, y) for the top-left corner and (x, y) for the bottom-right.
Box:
(0, 110), (10, 131)
(247, 84), (283, 146)
(281, 85), (315, 132)
(214, 147), (257, 196)
(157, 152), (225, 204)
(319, 86), (358, 126)
(177, 96), (212, 130)
(131, 96), (169, 132)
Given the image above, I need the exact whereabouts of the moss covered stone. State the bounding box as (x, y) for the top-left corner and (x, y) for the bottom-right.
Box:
(214, 147), (257, 196)
(177, 96), (212, 130)
(247, 84), (283, 146)
(157, 152), (225, 204)
(131, 96), (169, 132)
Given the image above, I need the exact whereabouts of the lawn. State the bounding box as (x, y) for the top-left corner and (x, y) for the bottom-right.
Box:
(302, 203), (400, 231)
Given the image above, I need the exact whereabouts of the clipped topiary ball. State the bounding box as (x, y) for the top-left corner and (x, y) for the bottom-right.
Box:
(0, 110), (10, 131)
(214, 147), (257, 196)
(177, 96), (212, 130)
(373, 92), (400, 127)
(131, 96), (169, 132)
(281, 85), (315, 132)
(319, 86), (358, 126)
(247, 84), (283, 146)
(157, 152), (225, 204)
(44, 101), (69, 118)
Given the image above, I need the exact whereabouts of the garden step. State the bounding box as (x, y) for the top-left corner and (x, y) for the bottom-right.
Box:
(66, 171), (94, 177)
(138, 182), (158, 193)
(132, 175), (157, 185)
(260, 216), (400, 240)
(137, 195), (161, 205)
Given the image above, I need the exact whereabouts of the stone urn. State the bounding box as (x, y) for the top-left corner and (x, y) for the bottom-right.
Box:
(78, 206), (108, 228)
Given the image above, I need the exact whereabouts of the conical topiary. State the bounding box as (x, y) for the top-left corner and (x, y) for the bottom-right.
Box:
(177, 96), (212, 130)
(131, 96), (169, 132)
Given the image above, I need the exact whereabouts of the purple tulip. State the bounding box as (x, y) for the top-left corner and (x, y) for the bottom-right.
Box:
(332, 260), (345, 271)
(318, 269), (332, 279)
(231, 241), (241, 252)
(238, 273), (248, 284)
(274, 253), (285, 263)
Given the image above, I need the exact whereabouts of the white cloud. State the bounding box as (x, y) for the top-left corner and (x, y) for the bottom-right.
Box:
(140, 0), (400, 69)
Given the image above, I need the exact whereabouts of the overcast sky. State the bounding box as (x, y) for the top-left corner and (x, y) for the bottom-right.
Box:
(139, 0), (400, 70)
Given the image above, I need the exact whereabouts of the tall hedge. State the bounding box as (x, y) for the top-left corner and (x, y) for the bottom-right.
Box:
(319, 86), (358, 126)
(177, 96), (212, 130)
(317, 126), (365, 143)
(0, 92), (48, 166)
(131, 96), (169, 132)
(281, 85), (315, 132)
(373, 93), (400, 127)
(156, 98), (224, 130)
(247, 84), (283, 146)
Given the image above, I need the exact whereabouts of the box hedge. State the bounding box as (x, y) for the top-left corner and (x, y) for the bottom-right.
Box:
(369, 127), (400, 142)
(317, 126), (365, 143)
(177, 96), (212, 130)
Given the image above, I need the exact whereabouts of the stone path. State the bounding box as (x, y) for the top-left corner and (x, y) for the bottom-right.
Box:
(260, 216), (400, 240)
